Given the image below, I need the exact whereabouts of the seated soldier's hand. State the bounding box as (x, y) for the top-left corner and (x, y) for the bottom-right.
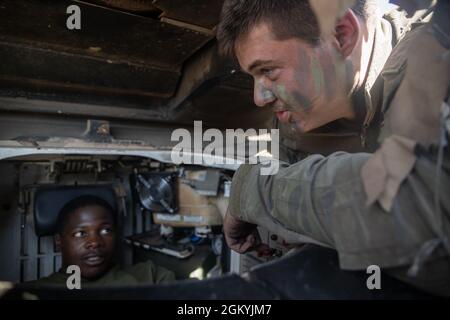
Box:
(223, 207), (272, 256)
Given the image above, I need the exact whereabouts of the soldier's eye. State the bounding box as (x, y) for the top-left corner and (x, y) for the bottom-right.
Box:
(261, 68), (273, 76)
(73, 231), (86, 238)
(261, 68), (279, 80)
(100, 228), (113, 236)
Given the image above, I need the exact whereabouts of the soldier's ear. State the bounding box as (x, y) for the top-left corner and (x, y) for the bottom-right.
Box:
(334, 9), (360, 58)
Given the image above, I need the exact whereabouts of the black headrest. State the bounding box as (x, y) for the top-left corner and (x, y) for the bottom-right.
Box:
(34, 185), (117, 237)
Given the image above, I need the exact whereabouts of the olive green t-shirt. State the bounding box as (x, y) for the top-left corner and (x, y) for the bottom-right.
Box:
(28, 260), (175, 287)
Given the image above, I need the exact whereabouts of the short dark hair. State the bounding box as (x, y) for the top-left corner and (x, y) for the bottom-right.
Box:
(56, 195), (116, 234)
(217, 0), (379, 58)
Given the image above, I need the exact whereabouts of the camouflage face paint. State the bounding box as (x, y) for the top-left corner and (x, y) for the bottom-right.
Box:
(311, 55), (324, 96)
(291, 90), (313, 111)
(291, 49), (314, 111)
(276, 84), (289, 102)
(289, 116), (303, 133)
(256, 80), (276, 104)
(262, 87), (276, 102)
(276, 82), (312, 113)
(319, 48), (338, 100)
(276, 83), (312, 111)
(330, 47), (353, 94)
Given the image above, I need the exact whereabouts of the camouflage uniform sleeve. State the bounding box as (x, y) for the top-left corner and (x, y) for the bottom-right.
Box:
(229, 151), (449, 274)
(230, 152), (369, 249)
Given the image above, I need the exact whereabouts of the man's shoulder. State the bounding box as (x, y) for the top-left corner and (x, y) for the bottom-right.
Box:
(383, 23), (428, 72)
(379, 23), (429, 117)
(382, 5), (433, 46)
(123, 260), (157, 276)
(382, 8), (411, 45)
(120, 260), (176, 284)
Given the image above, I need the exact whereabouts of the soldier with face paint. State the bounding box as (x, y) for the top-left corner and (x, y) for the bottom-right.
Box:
(219, 0), (410, 163)
(218, 0), (413, 257)
(218, 0), (450, 297)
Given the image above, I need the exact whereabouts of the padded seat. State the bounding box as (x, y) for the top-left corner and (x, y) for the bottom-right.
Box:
(34, 185), (117, 236)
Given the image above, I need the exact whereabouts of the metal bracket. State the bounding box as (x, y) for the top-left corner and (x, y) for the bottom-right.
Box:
(82, 120), (113, 143)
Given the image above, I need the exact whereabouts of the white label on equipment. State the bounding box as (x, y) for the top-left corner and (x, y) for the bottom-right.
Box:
(156, 214), (182, 222)
(183, 216), (204, 223)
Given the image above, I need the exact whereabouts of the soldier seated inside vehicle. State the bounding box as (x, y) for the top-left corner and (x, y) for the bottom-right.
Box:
(29, 195), (175, 287)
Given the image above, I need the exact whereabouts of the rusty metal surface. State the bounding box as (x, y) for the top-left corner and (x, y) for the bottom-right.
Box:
(153, 0), (224, 30)
(86, 0), (158, 13)
(0, 42), (180, 98)
(0, 0), (214, 105)
(0, 0), (211, 69)
(0, 0), (271, 129)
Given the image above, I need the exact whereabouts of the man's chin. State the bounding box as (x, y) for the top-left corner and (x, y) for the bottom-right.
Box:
(276, 111), (311, 133)
(284, 117), (309, 134)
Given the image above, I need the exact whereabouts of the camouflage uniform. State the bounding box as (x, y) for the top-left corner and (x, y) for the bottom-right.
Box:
(229, 5), (450, 297)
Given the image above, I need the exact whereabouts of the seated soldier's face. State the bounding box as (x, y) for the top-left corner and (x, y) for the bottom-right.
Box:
(57, 205), (116, 280)
(235, 23), (354, 133)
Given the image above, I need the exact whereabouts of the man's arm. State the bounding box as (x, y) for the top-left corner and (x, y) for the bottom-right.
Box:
(228, 152), (371, 251)
(225, 150), (447, 272)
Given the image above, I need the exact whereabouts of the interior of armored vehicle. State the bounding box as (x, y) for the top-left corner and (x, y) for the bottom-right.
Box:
(0, 0), (439, 299)
(0, 0), (278, 293)
(0, 154), (230, 282)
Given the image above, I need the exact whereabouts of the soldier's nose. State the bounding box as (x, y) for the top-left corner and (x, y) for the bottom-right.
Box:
(254, 82), (276, 107)
(86, 234), (104, 249)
